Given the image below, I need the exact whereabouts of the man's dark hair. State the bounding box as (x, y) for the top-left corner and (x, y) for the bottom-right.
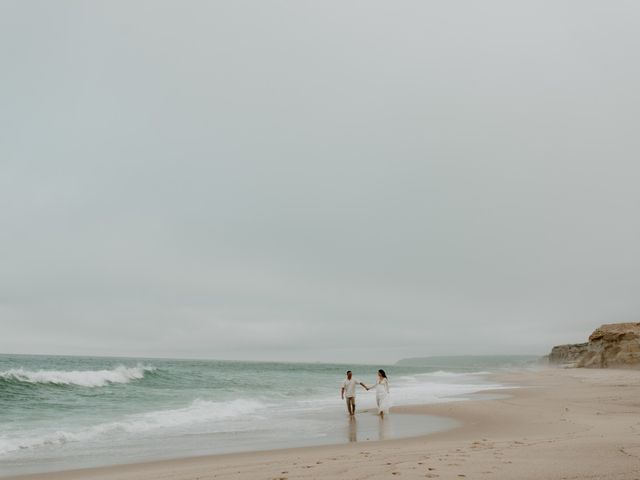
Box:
(346, 370), (352, 374)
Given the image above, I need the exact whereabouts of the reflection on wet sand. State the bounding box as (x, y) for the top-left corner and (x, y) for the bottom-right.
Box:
(348, 417), (357, 442)
(378, 415), (391, 440)
(344, 413), (395, 442)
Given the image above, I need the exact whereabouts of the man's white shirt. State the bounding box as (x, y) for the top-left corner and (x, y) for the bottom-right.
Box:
(342, 378), (360, 397)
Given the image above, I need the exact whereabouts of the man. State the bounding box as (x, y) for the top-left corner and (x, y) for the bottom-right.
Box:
(341, 370), (367, 416)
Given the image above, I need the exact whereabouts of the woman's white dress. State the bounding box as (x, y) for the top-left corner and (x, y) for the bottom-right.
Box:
(372, 378), (391, 415)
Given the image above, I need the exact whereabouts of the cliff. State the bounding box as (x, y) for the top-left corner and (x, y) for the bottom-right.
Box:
(547, 343), (589, 365)
(548, 322), (640, 368)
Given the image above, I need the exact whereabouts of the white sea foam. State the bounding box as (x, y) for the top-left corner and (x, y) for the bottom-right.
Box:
(293, 370), (507, 413)
(422, 370), (492, 377)
(383, 370), (507, 405)
(132, 398), (267, 430)
(0, 364), (155, 387)
(0, 398), (266, 455)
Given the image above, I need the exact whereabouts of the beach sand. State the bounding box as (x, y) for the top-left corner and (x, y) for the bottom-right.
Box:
(5, 368), (640, 480)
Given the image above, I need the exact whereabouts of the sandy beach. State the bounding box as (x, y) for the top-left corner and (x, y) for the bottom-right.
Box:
(4, 367), (640, 480)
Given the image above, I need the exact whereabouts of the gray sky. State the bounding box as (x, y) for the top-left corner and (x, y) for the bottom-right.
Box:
(1, 1), (639, 364)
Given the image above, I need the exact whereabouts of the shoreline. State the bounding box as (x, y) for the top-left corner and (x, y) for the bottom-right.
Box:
(4, 367), (640, 479)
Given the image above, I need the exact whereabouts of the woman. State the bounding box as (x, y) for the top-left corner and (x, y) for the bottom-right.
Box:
(366, 369), (391, 418)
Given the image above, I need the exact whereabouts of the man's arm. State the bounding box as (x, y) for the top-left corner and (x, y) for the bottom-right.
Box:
(359, 382), (369, 390)
(341, 387), (345, 399)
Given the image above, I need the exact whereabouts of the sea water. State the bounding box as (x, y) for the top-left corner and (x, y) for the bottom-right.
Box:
(0, 354), (533, 476)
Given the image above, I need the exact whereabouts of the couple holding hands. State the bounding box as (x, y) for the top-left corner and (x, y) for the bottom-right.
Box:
(340, 369), (391, 418)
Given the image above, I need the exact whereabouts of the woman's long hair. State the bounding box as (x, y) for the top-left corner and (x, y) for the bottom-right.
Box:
(378, 369), (387, 379)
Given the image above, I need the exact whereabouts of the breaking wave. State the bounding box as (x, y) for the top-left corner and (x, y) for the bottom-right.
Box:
(0, 398), (266, 455)
(0, 364), (156, 388)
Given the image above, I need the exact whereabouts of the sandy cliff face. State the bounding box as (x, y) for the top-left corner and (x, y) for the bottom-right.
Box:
(548, 343), (589, 365)
(548, 322), (640, 368)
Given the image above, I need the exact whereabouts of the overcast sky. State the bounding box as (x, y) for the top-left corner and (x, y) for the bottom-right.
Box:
(1, 1), (639, 364)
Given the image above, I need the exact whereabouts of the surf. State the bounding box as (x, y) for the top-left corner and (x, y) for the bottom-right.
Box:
(0, 397), (267, 455)
(0, 364), (155, 388)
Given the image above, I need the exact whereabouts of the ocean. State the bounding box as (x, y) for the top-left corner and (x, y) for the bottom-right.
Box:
(0, 354), (535, 476)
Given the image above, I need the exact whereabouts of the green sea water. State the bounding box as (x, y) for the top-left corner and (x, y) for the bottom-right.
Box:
(0, 354), (535, 476)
